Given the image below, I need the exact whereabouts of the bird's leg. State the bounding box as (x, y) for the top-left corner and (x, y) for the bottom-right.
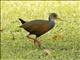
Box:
(27, 34), (41, 48)
(27, 34), (35, 42)
(34, 38), (41, 48)
(27, 34), (35, 40)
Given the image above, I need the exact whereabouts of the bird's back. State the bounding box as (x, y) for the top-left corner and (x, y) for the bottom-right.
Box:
(21, 20), (53, 36)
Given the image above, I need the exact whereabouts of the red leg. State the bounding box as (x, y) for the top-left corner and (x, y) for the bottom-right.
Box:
(27, 34), (41, 48)
(34, 39), (41, 48)
(27, 34), (35, 40)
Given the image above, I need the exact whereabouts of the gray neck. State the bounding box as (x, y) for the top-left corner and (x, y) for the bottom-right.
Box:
(49, 17), (55, 29)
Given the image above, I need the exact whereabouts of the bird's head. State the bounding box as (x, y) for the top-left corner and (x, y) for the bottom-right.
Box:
(49, 13), (62, 21)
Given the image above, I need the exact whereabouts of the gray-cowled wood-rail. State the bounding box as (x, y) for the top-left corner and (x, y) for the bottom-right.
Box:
(19, 13), (61, 48)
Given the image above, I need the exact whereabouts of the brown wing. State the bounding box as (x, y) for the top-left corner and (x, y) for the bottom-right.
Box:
(22, 20), (50, 35)
(29, 23), (49, 34)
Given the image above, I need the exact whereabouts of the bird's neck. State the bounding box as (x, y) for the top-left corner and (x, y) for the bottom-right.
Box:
(49, 17), (55, 29)
(49, 17), (55, 23)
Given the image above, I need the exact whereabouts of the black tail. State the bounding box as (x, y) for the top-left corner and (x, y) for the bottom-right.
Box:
(19, 18), (26, 24)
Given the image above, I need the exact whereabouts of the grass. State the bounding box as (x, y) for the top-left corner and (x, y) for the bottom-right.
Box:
(1, 1), (80, 60)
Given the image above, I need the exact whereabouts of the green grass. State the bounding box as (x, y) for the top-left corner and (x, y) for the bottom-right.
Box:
(1, 1), (80, 60)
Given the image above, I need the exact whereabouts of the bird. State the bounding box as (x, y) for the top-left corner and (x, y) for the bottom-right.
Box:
(19, 13), (61, 48)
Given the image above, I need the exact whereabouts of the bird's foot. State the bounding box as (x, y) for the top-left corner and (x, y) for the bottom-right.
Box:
(34, 40), (41, 48)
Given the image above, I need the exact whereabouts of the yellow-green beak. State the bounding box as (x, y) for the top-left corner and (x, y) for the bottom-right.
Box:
(57, 18), (63, 21)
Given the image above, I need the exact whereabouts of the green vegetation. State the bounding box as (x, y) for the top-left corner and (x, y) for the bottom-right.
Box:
(1, 1), (80, 60)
